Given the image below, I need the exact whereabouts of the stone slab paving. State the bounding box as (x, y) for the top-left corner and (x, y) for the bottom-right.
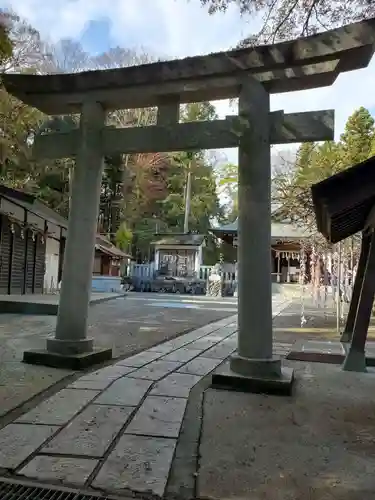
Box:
(41, 404), (134, 457)
(0, 296), (293, 498)
(125, 396), (188, 438)
(116, 350), (163, 367)
(126, 360), (184, 381)
(178, 356), (224, 376)
(19, 456), (99, 486)
(203, 341), (237, 359)
(78, 364), (136, 381)
(0, 293), (235, 419)
(93, 434), (176, 497)
(16, 389), (100, 426)
(150, 373), (202, 398)
(94, 377), (152, 407)
(0, 424), (58, 469)
(68, 379), (113, 391)
(163, 348), (202, 363)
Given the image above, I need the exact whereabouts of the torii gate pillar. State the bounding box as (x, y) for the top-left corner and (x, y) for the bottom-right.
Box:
(24, 102), (113, 369)
(212, 78), (293, 394)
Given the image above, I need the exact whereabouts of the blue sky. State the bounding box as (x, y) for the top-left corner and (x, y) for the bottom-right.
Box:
(2, 0), (375, 164)
(80, 18), (112, 55)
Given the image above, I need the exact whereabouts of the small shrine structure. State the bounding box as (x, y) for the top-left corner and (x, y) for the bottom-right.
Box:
(152, 233), (204, 277)
(4, 19), (375, 392)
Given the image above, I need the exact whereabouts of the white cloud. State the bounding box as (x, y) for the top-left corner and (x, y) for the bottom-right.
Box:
(3, 0), (375, 166)
(3, 0), (252, 53)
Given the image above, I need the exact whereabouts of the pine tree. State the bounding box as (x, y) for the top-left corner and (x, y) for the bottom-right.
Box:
(339, 107), (375, 168)
(272, 107), (375, 230)
(371, 135), (375, 158)
(294, 142), (316, 186)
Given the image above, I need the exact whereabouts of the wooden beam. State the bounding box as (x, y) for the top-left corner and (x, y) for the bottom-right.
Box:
(33, 110), (334, 160)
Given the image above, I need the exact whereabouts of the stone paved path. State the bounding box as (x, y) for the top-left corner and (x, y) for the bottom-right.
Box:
(0, 294), (237, 419)
(0, 296), (292, 498)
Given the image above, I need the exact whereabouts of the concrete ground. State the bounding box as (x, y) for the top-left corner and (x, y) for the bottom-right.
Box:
(0, 293), (291, 499)
(273, 297), (375, 344)
(2, 289), (373, 500)
(182, 298), (375, 500)
(0, 292), (122, 304)
(0, 293), (237, 420)
(198, 361), (375, 500)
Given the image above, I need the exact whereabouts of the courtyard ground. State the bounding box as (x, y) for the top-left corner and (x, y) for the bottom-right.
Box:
(0, 293), (237, 421)
(0, 292), (374, 500)
(197, 360), (375, 500)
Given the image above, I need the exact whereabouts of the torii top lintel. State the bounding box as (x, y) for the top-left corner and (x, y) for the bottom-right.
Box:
(3, 18), (375, 114)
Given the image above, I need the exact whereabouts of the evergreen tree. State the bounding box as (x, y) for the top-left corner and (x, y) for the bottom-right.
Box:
(0, 13), (13, 63)
(370, 135), (375, 158)
(294, 142), (316, 186)
(339, 106), (375, 167)
(217, 162), (238, 221)
(272, 107), (375, 231)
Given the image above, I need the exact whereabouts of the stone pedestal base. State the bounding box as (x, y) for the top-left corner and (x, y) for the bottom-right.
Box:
(342, 348), (367, 373)
(23, 347), (112, 370)
(340, 331), (352, 343)
(230, 354), (282, 378)
(212, 355), (294, 396)
(47, 337), (94, 355)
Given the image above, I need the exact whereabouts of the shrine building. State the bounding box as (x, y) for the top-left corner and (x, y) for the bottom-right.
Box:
(211, 215), (310, 283)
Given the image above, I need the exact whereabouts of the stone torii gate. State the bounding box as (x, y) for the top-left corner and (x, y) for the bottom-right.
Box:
(4, 19), (375, 392)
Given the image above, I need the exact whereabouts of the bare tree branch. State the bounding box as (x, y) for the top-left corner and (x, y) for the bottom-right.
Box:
(199, 0), (375, 45)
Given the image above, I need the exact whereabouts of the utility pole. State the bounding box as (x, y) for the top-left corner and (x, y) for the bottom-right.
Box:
(183, 161), (192, 233)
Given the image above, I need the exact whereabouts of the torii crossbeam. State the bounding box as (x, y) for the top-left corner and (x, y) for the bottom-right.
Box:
(4, 19), (375, 392)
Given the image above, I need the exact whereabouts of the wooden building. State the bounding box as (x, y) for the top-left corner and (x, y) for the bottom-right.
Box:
(0, 185), (66, 295)
(0, 185), (129, 295)
(210, 218), (310, 283)
(94, 234), (131, 277)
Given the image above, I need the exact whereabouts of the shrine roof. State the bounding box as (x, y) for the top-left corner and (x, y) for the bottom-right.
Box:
(0, 184), (129, 255)
(312, 155), (375, 243)
(271, 222), (310, 241)
(95, 237), (131, 259)
(152, 233), (205, 247)
(210, 218), (310, 241)
(0, 184), (68, 229)
(212, 220), (238, 234)
(3, 18), (375, 114)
